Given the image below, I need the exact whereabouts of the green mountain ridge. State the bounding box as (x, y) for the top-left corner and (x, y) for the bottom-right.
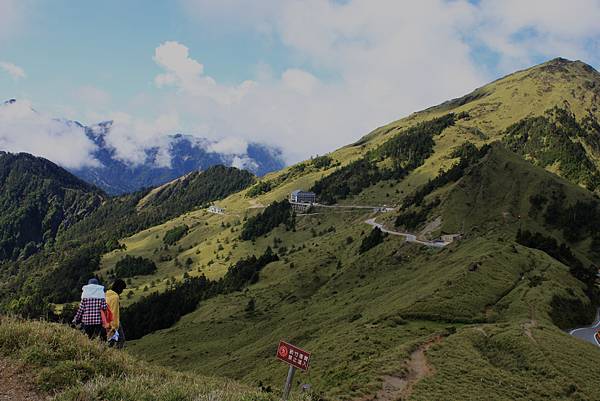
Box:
(0, 151), (105, 261)
(3, 57), (600, 400)
(0, 164), (256, 314)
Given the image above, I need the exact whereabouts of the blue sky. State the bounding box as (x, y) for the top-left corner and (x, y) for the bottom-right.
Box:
(0, 0), (293, 115)
(2, 0), (600, 167)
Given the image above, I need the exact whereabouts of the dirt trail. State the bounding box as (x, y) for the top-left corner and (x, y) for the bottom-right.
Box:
(247, 199), (265, 209)
(522, 316), (538, 343)
(360, 337), (441, 401)
(0, 359), (47, 401)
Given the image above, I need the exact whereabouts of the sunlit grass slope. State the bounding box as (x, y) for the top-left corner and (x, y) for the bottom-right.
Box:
(0, 316), (275, 401)
(96, 58), (600, 400)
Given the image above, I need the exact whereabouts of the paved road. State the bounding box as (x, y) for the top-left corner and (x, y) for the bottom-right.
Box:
(569, 309), (600, 347)
(290, 201), (395, 212)
(364, 218), (449, 248)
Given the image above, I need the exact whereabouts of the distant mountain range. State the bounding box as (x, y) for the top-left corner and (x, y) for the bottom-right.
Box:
(1, 100), (285, 195)
(72, 121), (284, 194)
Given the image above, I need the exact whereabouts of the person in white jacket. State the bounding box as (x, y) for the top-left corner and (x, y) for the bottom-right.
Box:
(72, 278), (108, 339)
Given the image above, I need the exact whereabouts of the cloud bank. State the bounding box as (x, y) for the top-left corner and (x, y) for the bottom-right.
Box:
(4, 0), (600, 169)
(0, 100), (99, 169)
(162, 0), (600, 162)
(0, 61), (26, 80)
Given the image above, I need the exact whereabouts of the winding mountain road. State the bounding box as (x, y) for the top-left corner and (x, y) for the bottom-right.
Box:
(569, 309), (600, 347)
(364, 218), (450, 248)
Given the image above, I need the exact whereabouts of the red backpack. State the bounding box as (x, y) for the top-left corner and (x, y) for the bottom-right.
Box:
(101, 305), (113, 329)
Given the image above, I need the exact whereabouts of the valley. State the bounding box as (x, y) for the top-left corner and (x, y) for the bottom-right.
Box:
(2, 57), (600, 400)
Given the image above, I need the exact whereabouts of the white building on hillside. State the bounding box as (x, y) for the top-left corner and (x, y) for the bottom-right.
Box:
(208, 205), (225, 214)
(289, 190), (316, 204)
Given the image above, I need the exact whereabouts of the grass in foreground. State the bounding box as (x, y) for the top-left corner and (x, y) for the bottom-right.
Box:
(0, 316), (283, 401)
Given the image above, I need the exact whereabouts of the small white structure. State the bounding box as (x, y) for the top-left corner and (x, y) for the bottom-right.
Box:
(208, 205), (225, 214)
(441, 234), (462, 243)
(289, 190), (316, 204)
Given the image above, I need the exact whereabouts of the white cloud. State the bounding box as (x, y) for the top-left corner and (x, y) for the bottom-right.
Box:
(0, 61), (26, 80)
(164, 0), (600, 163)
(100, 111), (181, 166)
(473, 0), (600, 71)
(153, 41), (257, 105)
(72, 85), (111, 108)
(230, 155), (258, 171)
(0, 100), (99, 169)
(156, 1), (485, 162)
(207, 137), (248, 155)
(282, 69), (319, 96)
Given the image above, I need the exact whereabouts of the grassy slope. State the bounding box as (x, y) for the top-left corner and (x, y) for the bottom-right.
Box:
(98, 58), (600, 400)
(0, 316), (274, 401)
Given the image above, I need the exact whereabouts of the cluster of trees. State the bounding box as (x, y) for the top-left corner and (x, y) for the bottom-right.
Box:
(311, 114), (459, 205)
(219, 247), (279, 292)
(401, 143), (490, 210)
(240, 201), (295, 241)
(358, 227), (387, 254)
(163, 225), (189, 245)
(38, 244), (103, 304)
(312, 155), (334, 169)
(122, 247), (278, 340)
(114, 255), (157, 278)
(122, 274), (212, 340)
(0, 165), (256, 314)
(375, 113), (456, 171)
(503, 107), (600, 191)
(0, 152), (104, 261)
(516, 229), (596, 291)
(246, 181), (273, 197)
(395, 198), (441, 230)
(541, 193), (600, 243)
(393, 142), (490, 230)
(311, 159), (390, 205)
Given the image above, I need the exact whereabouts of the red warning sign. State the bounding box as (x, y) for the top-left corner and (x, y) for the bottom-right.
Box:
(276, 340), (311, 371)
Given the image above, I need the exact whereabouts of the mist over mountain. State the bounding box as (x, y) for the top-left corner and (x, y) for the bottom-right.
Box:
(74, 121), (284, 194)
(0, 100), (285, 195)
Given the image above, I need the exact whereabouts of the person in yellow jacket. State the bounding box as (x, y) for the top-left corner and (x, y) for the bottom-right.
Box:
(106, 279), (127, 348)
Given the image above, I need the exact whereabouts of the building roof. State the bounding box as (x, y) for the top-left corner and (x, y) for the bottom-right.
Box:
(291, 189), (315, 195)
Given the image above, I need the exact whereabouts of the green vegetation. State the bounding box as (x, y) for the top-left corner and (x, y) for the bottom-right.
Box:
(395, 198), (440, 230)
(246, 181), (272, 197)
(374, 113), (456, 169)
(0, 152), (104, 261)
(504, 107), (600, 190)
(122, 247), (278, 340)
(311, 158), (388, 204)
(114, 255), (157, 278)
(241, 200), (295, 240)
(0, 165), (255, 315)
(358, 227), (386, 254)
(312, 113), (458, 204)
(5, 58), (600, 401)
(516, 229), (596, 292)
(311, 154), (333, 169)
(0, 316), (273, 401)
(163, 225), (190, 245)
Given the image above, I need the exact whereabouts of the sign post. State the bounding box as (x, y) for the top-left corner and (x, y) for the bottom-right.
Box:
(276, 340), (311, 401)
(282, 365), (296, 400)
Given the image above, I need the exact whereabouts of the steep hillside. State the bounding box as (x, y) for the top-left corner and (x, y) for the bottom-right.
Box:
(0, 165), (255, 315)
(4, 58), (600, 400)
(125, 143), (600, 400)
(0, 151), (104, 261)
(0, 316), (275, 401)
(89, 58), (600, 400)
